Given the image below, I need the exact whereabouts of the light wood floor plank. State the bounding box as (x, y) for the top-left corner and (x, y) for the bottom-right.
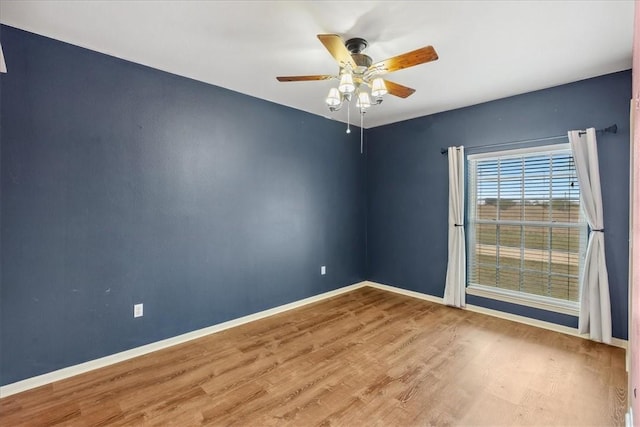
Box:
(0, 287), (627, 426)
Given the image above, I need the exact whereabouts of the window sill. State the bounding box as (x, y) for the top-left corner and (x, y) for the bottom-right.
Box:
(466, 284), (579, 316)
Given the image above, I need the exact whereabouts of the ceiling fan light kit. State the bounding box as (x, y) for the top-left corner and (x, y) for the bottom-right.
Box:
(277, 34), (438, 151)
(322, 37), (386, 116)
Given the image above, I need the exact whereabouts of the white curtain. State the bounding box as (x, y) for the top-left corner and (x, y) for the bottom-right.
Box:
(444, 146), (466, 308)
(0, 42), (6, 73)
(568, 128), (612, 344)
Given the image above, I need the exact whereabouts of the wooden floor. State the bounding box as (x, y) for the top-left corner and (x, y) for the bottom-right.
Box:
(0, 287), (627, 426)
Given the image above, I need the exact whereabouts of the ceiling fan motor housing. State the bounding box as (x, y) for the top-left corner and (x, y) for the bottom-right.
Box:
(352, 54), (372, 68)
(345, 38), (372, 75)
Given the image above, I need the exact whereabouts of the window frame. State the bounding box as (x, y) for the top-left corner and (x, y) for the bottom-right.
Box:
(466, 143), (587, 316)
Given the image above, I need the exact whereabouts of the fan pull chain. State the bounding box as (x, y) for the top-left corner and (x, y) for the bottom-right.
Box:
(346, 102), (351, 134)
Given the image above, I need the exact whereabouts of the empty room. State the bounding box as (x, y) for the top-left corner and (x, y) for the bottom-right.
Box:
(1, 1), (640, 426)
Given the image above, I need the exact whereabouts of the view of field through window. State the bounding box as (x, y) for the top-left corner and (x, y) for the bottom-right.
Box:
(468, 148), (587, 302)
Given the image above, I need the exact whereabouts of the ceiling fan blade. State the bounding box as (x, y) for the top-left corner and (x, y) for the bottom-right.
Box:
(276, 75), (334, 82)
(317, 34), (357, 69)
(383, 80), (416, 98)
(371, 46), (438, 74)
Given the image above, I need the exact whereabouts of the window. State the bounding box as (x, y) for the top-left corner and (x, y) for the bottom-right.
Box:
(466, 144), (587, 315)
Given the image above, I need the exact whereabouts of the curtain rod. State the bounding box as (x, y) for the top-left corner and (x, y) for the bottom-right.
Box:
(440, 124), (617, 155)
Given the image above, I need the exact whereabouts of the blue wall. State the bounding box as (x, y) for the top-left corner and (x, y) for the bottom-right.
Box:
(366, 70), (631, 340)
(0, 26), (366, 385)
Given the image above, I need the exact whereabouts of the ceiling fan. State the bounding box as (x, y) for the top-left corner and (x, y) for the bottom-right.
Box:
(276, 34), (438, 111)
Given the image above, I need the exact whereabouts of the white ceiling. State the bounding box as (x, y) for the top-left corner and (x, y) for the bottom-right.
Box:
(0, 0), (634, 128)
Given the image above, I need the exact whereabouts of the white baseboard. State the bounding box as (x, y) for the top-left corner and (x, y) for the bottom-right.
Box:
(465, 302), (627, 349)
(0, 281), (368, 398)
(2, 279), (626, 398)
(364, 280), (628, 350)
(365, 280), (444, 304)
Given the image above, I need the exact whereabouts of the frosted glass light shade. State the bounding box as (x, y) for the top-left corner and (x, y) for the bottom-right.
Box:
(338, 73), (355, 94)
(356, 91), (371, 109)
(325, 88), (342, 107)
(371, 78), (387, 97)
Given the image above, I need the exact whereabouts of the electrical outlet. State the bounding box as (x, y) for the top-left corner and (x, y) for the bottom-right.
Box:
(134, 303), (143, 318)
(321, 266), (326, 275)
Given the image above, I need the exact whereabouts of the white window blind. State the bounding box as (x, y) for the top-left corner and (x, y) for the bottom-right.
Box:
(467, 144), (587, 313)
